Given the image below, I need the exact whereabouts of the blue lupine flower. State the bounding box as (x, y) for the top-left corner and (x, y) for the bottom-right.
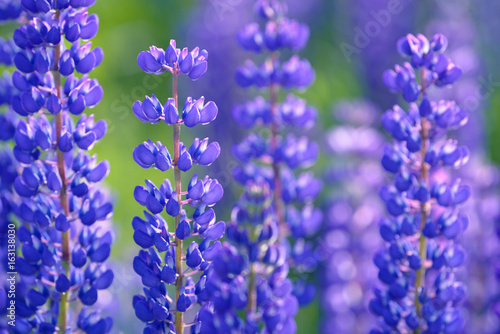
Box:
(131, 40), (224, 334)
(425, 3), (500, 332)
(200, 180), (298, 333)
(0, 5), (31, 333)
(0, 58), (22, 334)
(232, 0), (322, 310)
(370, 33), (469, 333)
(320, 100), (385, 334)
(137, 40), (208, 80)
(9, 1), (113, 333)
(0, 0), (22, 24)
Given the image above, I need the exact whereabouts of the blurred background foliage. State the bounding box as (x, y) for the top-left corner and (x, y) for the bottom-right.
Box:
(30, 0), (498, 332)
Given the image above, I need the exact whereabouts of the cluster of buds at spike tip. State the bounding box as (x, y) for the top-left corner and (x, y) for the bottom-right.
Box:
(137, 40), (208, 80)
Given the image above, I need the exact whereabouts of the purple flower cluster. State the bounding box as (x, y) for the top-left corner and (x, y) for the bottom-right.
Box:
(320, 100), (385, 334)
(232, 0), (322, 309)
(371, 34), (469, 333)
(0, 63), (20, 334)
(426, 2), (500, 332)
(201, 180), (298, 333)
(137, 40), (207, 80)
(131, 40), (225, 334)
(2, 1), (499, 333)
(8, 1), (113, 333)
(0, 37), (18, 66)
(0, 0), (22, 23)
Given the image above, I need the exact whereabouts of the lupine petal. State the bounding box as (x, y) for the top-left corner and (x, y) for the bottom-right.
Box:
(197, 142), (220, 165)
(203, 221), (225, 241)
(94, 270), (114, 290)
(200, 101), (218, 124)
(176, 220), (191, 240)
(56, 274), (71, 293)
(165, 195), (180, 217)
(178, 151), (193, 172)
(137, 51), (162, 73)
(86, 161), (109, 182)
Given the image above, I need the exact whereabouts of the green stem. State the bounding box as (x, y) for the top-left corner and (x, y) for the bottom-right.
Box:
(270, 83), (282, 219)
(414, 68), (429, 334)
(52, 9), (70, 334)
(246, 263), (256, 317)
(171, 69), (184, 334)
(269, 51), (285, 237)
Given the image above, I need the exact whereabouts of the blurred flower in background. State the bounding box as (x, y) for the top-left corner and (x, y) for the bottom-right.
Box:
(426, 1), (500, 332)
(320, 99), (385, 334)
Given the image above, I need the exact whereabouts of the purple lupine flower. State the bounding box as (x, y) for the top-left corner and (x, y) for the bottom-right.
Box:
(185, 0), (320, 214)
(185, 0), (255, 211)
(475, 2), (500, 330)
(201, 180), (298, 333)
(0, 6), (24, 332)
(232, 0), (322, 310)
(425, 2), (500, 332)
(0, 38), (18, 66)
(370, 34), (469, 333)
(131, 40), (225, 334)
(10, 1), (113, 333)
(0, 0), (22, 24)
(0, 56), (21, 334)
(320, 100), (385, 334)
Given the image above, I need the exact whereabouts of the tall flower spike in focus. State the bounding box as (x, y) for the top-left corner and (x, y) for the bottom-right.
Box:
(370, 33), (469, 333)
(233, 0), (322, 307)
(10, 1), (114, 333)
(201, 180), (298, 333)
(132, 39), (225, 334)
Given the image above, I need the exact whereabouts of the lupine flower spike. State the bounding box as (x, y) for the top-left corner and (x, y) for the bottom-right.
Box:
(10, 1), (114, 333)
(202, 180), (298, 333)
(426, 3), (500, 332)
(233, 0), (322, 307)
(370, 33), (469, 333)
(132, 39), (225, 334)
(321, 100), (385, 334)
(0, 3), (22, 331)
